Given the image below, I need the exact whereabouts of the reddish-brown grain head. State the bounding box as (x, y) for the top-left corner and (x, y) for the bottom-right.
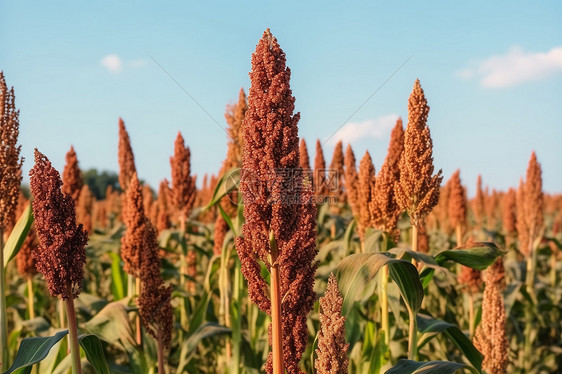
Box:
(448, 169), (467, 229)
(344, 144), (360, 219)
(29, 149), (88, 299)
(358, 151), (376, 240)
(394, 79), (442, 227)
(170, 132), (196, 221)
(0, 72), (23, 231)
(315, 274), (349, 374)
(117, 118), (137, 193)
(62, 146), (83, 202)
(235, 29), (317, 374)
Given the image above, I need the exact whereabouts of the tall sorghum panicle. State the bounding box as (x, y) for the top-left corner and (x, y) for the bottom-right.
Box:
(170, 132), (197, 292)
(0, 72), (23, 371)
(224, 87), (248, 167)
(474, 258), (509, 374)
(214, 90), (247, 255)
(344, 145), (360, 220)
(515, 178), (528, 256)
(142, 184), (154, 218)
(76, 185), (94, 234)
(315, 274), (349, 374)
(170, 131), (196, 223)
(448, 169), (467, 246)
(329, 141), (346, 205)
(358, 151), (376, 245)
(30, 150), (88, 297)
(155, 180), (171, 233)
(118, 118), (137, 193)
(138, 218), (173, 374)
(62, 146), (83, 202)
(314, 139), (328, 197)
(235, 29), (318, 374)
(502, 188), (517, 243)
(523, 152), (544, 256)
(16, 226), (38, 278)
(121, 173), (145, 278)
(300, 139), (311, 175)
(16, 226), (38, 319)
(472, 175), (485, 229)
(394, 79), (442, 230)
(430, 182), (451, 233)
(371, 118), (404, 238)
(393, 79), (441, 361)
(30, 150), (88, 374)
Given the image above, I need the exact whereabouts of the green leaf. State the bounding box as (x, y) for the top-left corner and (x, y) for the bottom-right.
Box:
(204, 168), (240, 210)
(385, 359), (478, 374)
(79, 334), (110, 374)
(3, 204), (33, 267)
(177, 323), (231, 373)
(83, 301), (136, 350)
(417, 314), (483, 370)
(435, 242), (503, 270)
(217, 204), (236, 237)
(109, 252), (125, 300)
(3, 330), (68, 374)
(334, 253), (423, 315)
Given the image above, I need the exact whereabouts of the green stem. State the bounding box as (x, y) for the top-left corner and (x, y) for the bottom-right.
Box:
(27, 276), (35, 319)
(231, 260), (242, 374)
(468, 293), (474, 338)
(65, 291), (82, 374)
(135, 278), (142, 347)
(0, 228), (8, 373)
(407, 307), (418, 361)
(380, 233), (390, 346)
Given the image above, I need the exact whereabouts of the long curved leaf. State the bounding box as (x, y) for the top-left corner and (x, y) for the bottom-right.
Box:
(177, 322), (231, 373)
(79, 334), (110, 374)
(204, 168), (240, 210)
(334, 253), (423, 315)
(3, 330), (68, 374)
(435, 242), (503, 270)
(385, 359), (478, 374)
(3, 204), (33, 267)
(417, 314), (483, 370)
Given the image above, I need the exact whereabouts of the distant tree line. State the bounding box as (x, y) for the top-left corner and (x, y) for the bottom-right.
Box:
(82, 169), (120, 199)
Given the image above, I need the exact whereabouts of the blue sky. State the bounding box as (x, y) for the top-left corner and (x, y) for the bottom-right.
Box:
(1, 1), (561, 195)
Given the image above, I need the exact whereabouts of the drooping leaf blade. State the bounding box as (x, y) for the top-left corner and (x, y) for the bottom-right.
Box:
(385, 359), (479, 374)
(79, 334), (110, 374)
(434, 242), (503, 270)
(3, 204), (33, 267)
(417, 314), (483, 370)
(3, 330), (68, 374)
(334, 253), (423, 315)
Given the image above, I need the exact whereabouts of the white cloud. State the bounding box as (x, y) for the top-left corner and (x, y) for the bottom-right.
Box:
(460, 46), (562, 88)
(101, 54), (123, 72)
(327, 114), (399, 145)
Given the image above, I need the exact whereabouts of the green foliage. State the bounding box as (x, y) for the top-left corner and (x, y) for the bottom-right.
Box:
(3, 330), (68, 374)
(82, 168), (119, 199)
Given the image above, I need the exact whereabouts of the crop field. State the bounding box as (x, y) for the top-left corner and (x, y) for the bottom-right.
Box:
(0, 28), (561, 374)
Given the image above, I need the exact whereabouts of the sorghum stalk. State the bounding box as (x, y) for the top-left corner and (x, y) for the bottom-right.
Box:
(65, 287), (82, 374)
(27, 277), (35, 319)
